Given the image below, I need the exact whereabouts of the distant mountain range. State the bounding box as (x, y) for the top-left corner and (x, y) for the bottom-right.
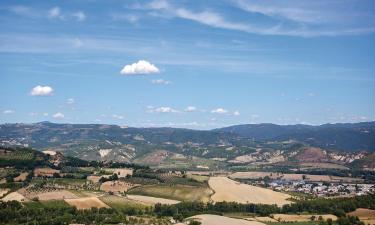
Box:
(215, 122), (375, 152)
(0, 122), (374, 168)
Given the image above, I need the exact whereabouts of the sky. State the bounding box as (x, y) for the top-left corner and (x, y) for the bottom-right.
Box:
(0, 0), (375, 129)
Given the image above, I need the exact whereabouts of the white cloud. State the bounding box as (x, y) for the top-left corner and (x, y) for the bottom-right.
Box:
(233, 110), (240, 116)
(146, 0), (375, 37)
(72, 11), (86, 21)
(48, 7), (61, 19)
(43, 112), (49, 116)
(52, 112), (64, 119)
(211, 108), (228, 114)
(3, 110), (14, 114)
(151, 79), (171, 85)
(184, 106), (197, 112)
(29, 112), (38, 116)
(66, 98), (75, 104)
(112, 114), (124, 119)
(30, 85), (54, 96)
(148, 106), (179, 113)
(121, 60), (160, 75)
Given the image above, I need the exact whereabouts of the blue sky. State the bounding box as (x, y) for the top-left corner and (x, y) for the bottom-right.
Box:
(0, 0), (374, 129)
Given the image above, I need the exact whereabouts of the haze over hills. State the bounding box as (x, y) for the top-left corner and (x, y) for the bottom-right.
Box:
(0, 121), (374, 169)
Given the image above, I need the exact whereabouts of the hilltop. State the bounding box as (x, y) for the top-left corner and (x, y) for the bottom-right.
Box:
(0, 122), (374, 170)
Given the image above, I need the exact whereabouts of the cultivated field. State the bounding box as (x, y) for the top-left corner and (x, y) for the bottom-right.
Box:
(0, 188), (9, 198)
(64, 197), (109, 209)
(13, 172), (28, 182)
(272, 214), (337, 222)
(126, 194), (180, 205)
(1, 191), (28, 202)
(128, 184), (213, 202)
(100, 181), (138, 193)
(189, 214), (266, 225)
(99, 195), (147, 210)
(348, 208), (375, 225)
(209, 177), (291, 206)
(32, 190), (78, 201)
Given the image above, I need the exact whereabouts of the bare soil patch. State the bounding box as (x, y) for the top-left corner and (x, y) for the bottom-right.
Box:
(1, 191), (28, 202)
(65, 197), (109, 209)
(348, 208), (375, 225)
(13, 172), (28, 182)
(209, 177), (291, 206)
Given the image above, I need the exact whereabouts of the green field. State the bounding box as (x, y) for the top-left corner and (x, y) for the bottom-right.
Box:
(128, 184), (213, 202)
(99, 195), (147, 211)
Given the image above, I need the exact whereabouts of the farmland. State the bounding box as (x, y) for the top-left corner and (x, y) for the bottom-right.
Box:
(64, 197), (110, 209)
(128, 184), (213, 202)
(209, 177), (292, 206)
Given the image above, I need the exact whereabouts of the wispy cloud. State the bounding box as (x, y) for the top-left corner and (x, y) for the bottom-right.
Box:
(145, 0), (375, 37)
(151, 79), (171, 85)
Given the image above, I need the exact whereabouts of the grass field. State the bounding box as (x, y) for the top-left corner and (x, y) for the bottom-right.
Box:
(99, 195), (147, 211)
(128, 184), (213, 202)
(187, 174), (210, 182)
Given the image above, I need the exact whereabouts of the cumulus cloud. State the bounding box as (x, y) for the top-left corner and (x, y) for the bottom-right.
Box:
(52, 112), (64, 119)
(184, 106), (197, 112)
(66, 98), (75, 104)
(151, 79), (171, 85)
(233, 110), (240, 116)
(147, 106), (179, 113)
(3, 110), (14, 114)
(30, 85), (54, 96)
(211, 108), (228, 114)
(72, 11), (86, 21)
(121, 60), (160, 75)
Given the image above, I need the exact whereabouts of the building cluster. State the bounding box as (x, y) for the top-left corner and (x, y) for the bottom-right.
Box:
(269, 180), (375, 197)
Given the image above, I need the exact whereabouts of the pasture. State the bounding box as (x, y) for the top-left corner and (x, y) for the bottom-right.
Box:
(128, 184), (213, 202)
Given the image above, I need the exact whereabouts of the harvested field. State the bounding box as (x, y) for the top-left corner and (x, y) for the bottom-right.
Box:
(128, 184), (213, 202)
(189, 214), (266, 225)
(209, 177), (291, 206)
(65, 197), (109, 209)
(0, 188), (9, 198)
(255, 217), (278, 222)
(348, 208), (375, 225)
(1, 191), (28, 202)
(87, 175), (109, 183)
(34, 168), (60, 177)
(126, 194), (180, 205)
(33, 190), (78, 201)
(272, 214), (337, 222)
(13, 172), (28, 182)
(100, 181), (138, 193)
